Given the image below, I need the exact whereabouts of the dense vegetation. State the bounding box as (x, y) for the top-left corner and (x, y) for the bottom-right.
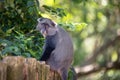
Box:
(0, 0), (120, 80)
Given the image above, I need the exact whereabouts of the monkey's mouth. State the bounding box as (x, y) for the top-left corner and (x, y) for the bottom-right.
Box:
(41, 30), (47, 37)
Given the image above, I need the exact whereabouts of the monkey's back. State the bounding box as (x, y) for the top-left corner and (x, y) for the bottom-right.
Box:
(47, 26), (74, 71)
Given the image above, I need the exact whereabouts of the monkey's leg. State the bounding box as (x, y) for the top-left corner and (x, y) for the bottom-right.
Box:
(58, 68), (68, 80)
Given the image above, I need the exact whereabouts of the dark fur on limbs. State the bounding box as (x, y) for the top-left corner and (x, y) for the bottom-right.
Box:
(40, 34), (57, 61)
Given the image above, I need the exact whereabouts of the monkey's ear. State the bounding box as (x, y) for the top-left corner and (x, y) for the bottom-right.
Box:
(37, 18), (41, 22)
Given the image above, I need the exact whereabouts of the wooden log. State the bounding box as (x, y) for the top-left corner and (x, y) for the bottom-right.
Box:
(0, 56), (61, 80)
(54, 71), (61, 80)
(25, 58), (37, 80)
(0, 62), (7, 80)
(37, 61), (46, 80)
(44, 65), (50, 80)
(2, 56), (25, 80)
(40, 61), (46, 80)
(37, 61), (42, 80)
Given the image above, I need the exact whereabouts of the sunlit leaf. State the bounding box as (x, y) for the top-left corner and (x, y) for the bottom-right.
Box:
(42, 5), (66, 17)
(74, 23), (87, 31)
(111, 51), (118, 62)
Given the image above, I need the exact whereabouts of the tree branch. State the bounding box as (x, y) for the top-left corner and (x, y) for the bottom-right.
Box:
(76, 61), (120, 77)
(81, 36), (120, 66)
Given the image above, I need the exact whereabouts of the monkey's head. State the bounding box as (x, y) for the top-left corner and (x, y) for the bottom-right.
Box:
(36, 18), (58, 37)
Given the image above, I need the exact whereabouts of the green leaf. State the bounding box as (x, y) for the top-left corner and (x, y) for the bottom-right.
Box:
(23, 53), (31, 57)
(0, 39), (13, 46)
(27, 1), (34, 7)
(1, 46), (21, 55)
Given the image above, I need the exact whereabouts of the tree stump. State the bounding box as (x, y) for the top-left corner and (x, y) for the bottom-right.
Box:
(0, 56), (61, 80)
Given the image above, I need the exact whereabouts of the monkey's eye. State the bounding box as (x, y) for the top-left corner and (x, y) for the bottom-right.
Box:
(41, 23), (49, 27)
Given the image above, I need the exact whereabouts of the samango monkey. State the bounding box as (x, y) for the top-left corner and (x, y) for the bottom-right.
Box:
(36, 18), (76, 80)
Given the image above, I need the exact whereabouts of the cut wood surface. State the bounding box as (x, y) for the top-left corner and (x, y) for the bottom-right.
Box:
(0, 56), (61, 80)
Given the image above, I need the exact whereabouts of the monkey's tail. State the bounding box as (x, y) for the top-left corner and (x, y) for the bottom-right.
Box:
(70, 66), (77, 80)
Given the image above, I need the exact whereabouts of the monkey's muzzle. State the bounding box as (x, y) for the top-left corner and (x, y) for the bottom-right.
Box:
(40, 29), (47, 37)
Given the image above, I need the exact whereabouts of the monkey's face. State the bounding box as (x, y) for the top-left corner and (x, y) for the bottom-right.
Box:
(36, 18), (57, 37)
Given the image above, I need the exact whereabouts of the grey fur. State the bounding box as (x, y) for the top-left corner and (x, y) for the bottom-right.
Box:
(36, 18), (74, 80)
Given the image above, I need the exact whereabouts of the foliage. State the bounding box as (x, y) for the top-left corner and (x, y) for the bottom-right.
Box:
(0, 0), (42, 59)
(0, 31), (43, 59)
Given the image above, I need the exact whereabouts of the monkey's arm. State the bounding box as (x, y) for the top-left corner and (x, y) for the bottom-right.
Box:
(40, 36), (55, 61)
